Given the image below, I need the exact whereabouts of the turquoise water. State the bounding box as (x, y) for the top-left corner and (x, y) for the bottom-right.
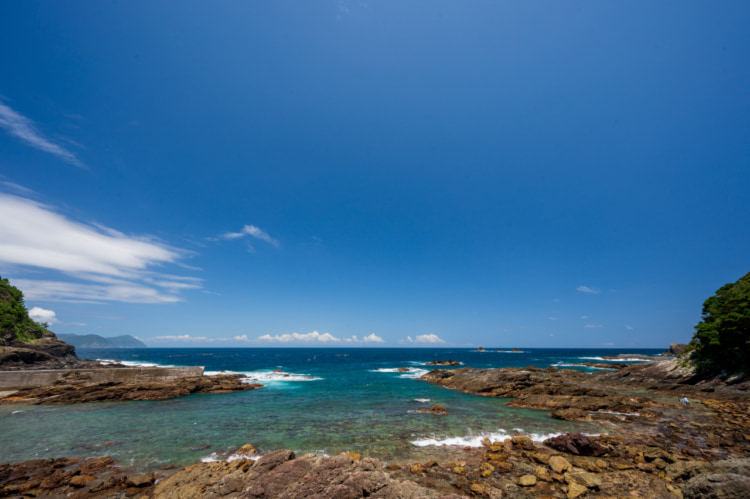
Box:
(0, 348), (661, 471)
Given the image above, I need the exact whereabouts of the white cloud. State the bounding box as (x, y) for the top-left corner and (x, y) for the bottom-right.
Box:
(576, 286), (601, 294)
(584, 324), (603, 328)
(255, 331), (384, 344)
(580, 316), (589, 319)
(0, 193), (199, 303)
(414, 334), (446, 344)
(625, 325), (633, 330)
(28, 306), (59, 325)
(548, 317), (558, 321)
(0, 102), (84, 167)
(258, 331), (340, 343)
(153, 334), (210, 341)
(234, 335), (249, 341)
(220, 225), (279, 247)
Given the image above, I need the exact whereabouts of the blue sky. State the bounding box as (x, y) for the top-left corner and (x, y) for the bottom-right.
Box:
(1, 1), (748, 348)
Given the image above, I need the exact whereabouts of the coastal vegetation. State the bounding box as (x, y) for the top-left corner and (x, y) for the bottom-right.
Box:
(686, 271), (750, 375)
(0, 276), (50, 345)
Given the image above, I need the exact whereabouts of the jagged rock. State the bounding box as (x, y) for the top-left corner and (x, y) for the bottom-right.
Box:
(565, 471), (602, 488)
(549, 455), (572, 474)
(544, 433), (608, 457)
(550, 408), (589, 421)
(425, 360), (461, 366)
(682, 473), (750, 498)
(126, 472), (154, 487)
(566, 481), (588, 498)
(668, 343), (688, 355)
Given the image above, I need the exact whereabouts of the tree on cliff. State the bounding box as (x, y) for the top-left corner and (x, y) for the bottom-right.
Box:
(687, 271), (750, 375)
(0, 276), (50, 344)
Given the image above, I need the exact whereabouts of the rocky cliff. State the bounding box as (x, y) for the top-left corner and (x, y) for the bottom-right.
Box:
(0, 276), (81, 370)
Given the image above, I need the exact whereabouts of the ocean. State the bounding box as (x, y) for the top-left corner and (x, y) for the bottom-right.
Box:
(0, 347), (662, 472)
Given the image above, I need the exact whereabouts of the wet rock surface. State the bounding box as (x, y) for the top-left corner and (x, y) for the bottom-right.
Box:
(0, 373), (262, 404)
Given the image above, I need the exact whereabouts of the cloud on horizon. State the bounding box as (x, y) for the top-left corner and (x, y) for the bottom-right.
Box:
(0, 193), (200, 303)
(254, 331), (385, 344)
(0, 101), (84, 167)
(405, 334), (446, 344)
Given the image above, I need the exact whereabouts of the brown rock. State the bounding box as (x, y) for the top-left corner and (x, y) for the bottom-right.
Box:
(549, 455), (572, 474)
(511, 435), (535, 450)
(78, 456), (115, 475)
(544, 433), (608, 457)
(567, 481), (588, 498)
(234, 443), (256, 456)
(565, 471), (602, 489)
(69, 475), (96, 487)
(126, 472), (154, 487)
(551, 408), (589, 421)
(518, 474), (537, 487)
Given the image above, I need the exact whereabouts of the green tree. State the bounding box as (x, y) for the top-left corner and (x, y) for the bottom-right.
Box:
(687, 271), (750, 374)
(0, 276), (49, 344)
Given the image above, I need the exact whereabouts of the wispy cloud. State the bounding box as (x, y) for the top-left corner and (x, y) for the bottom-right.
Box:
(625, 325), (633, 330)
(576, 285), (601, 294)
(0, 193), (199, 303)
(0, 102), (84, 167)
(28, 306), (59, 325)
(584, 324), (603, 328)
(220, 225), (279, 247)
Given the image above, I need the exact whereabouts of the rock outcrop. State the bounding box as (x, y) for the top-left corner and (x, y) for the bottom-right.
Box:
(0, 276), (89, 370)
(0, 372), (262, 404)
(420, 366), (652, 416)
(425, 360), (461, 366)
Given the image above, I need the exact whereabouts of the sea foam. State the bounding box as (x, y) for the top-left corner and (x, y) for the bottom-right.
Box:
(410, 429), (567, 448)
(372, 367), (429, 379)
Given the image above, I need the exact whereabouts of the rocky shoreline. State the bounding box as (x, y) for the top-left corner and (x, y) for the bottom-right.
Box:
(2, 359), (749, 497)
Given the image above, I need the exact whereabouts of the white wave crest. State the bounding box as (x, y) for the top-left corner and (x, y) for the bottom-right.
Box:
(239, 370), (323, 383)
(371, 367), (429, 379)
(97, 359), (174, 368)
(577, 356), (650, 362)
(410, 429), (565, 448)
(414, 398), (430, 403)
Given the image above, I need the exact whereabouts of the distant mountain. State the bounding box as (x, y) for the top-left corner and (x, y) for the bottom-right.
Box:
(57, 334), (147, 349)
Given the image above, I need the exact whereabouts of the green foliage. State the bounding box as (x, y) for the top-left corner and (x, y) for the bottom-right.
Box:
(0, 276), (49, 345)
(687, 271), (750, 375)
